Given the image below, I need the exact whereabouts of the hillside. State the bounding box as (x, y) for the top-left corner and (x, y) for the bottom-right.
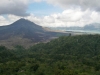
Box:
(0, 35), (100, 75)
(0, 18), (69, 48)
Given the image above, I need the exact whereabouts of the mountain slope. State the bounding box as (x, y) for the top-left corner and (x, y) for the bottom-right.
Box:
(0, 19), (45, 40)
(0, 18), (69, 48)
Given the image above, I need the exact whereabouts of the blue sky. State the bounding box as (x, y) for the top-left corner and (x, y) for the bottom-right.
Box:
(27, 1), (63, 16)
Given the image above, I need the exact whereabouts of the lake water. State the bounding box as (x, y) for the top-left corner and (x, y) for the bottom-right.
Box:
(66, 30), (100, 34)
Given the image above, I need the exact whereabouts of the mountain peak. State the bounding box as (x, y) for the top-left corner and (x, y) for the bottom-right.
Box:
(17, 18), (30, 22)
(17, 18), (26, 21)
(15, 18), (32, 23)
(11, 18), (39, 27)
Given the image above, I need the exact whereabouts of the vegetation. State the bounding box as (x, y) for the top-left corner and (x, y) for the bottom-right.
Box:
(0, 35), (100, 75)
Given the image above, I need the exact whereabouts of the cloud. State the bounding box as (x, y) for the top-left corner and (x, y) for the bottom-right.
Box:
(26, 9), (100, 27)
(0, 0), (31, 16)
(0, 15), (21, 26)
(32, 0), (42, 2)
(1, 9), (100, 27)
(46, 0), (100, 11)
(7, 15), (21, 22)
(0, 16), (10, 26)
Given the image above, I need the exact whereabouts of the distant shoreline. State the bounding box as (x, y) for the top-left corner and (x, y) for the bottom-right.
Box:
(65, 30), (100, 35)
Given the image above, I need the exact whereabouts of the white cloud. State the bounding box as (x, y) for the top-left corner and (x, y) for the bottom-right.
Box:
(0, 16), (10, 26)
(0, 15), (22, 26)
(25, 9), (100, 27)
(32, 0), (42, 2)
(7, 15), (21, 22)
(46, 0), (100, 11)
(0, 0), (30, 16)
(1, 9), (100, 27)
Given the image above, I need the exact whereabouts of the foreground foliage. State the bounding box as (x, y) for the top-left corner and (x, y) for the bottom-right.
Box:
(0, 35), (100, 75)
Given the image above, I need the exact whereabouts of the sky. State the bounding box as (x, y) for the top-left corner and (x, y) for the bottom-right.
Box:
(0, 0), (100, 27)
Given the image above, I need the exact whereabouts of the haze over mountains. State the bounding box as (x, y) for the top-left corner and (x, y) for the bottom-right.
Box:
(0, 18), (69, 48)
(50, 23), (100, 33)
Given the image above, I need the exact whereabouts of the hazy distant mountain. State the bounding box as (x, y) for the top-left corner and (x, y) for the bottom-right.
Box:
(84, 23), (100, 31)
(50, 23), (100, 33)
(0, 18), (69, 48)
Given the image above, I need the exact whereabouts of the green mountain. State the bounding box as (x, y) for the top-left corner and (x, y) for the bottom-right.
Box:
(0, 35), (100, 75)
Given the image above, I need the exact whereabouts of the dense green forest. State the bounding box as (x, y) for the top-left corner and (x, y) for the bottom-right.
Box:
(0, 35), (100, 75)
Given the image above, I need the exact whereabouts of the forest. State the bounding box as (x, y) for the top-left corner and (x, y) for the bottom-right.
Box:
(0, 35), (100, 75)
